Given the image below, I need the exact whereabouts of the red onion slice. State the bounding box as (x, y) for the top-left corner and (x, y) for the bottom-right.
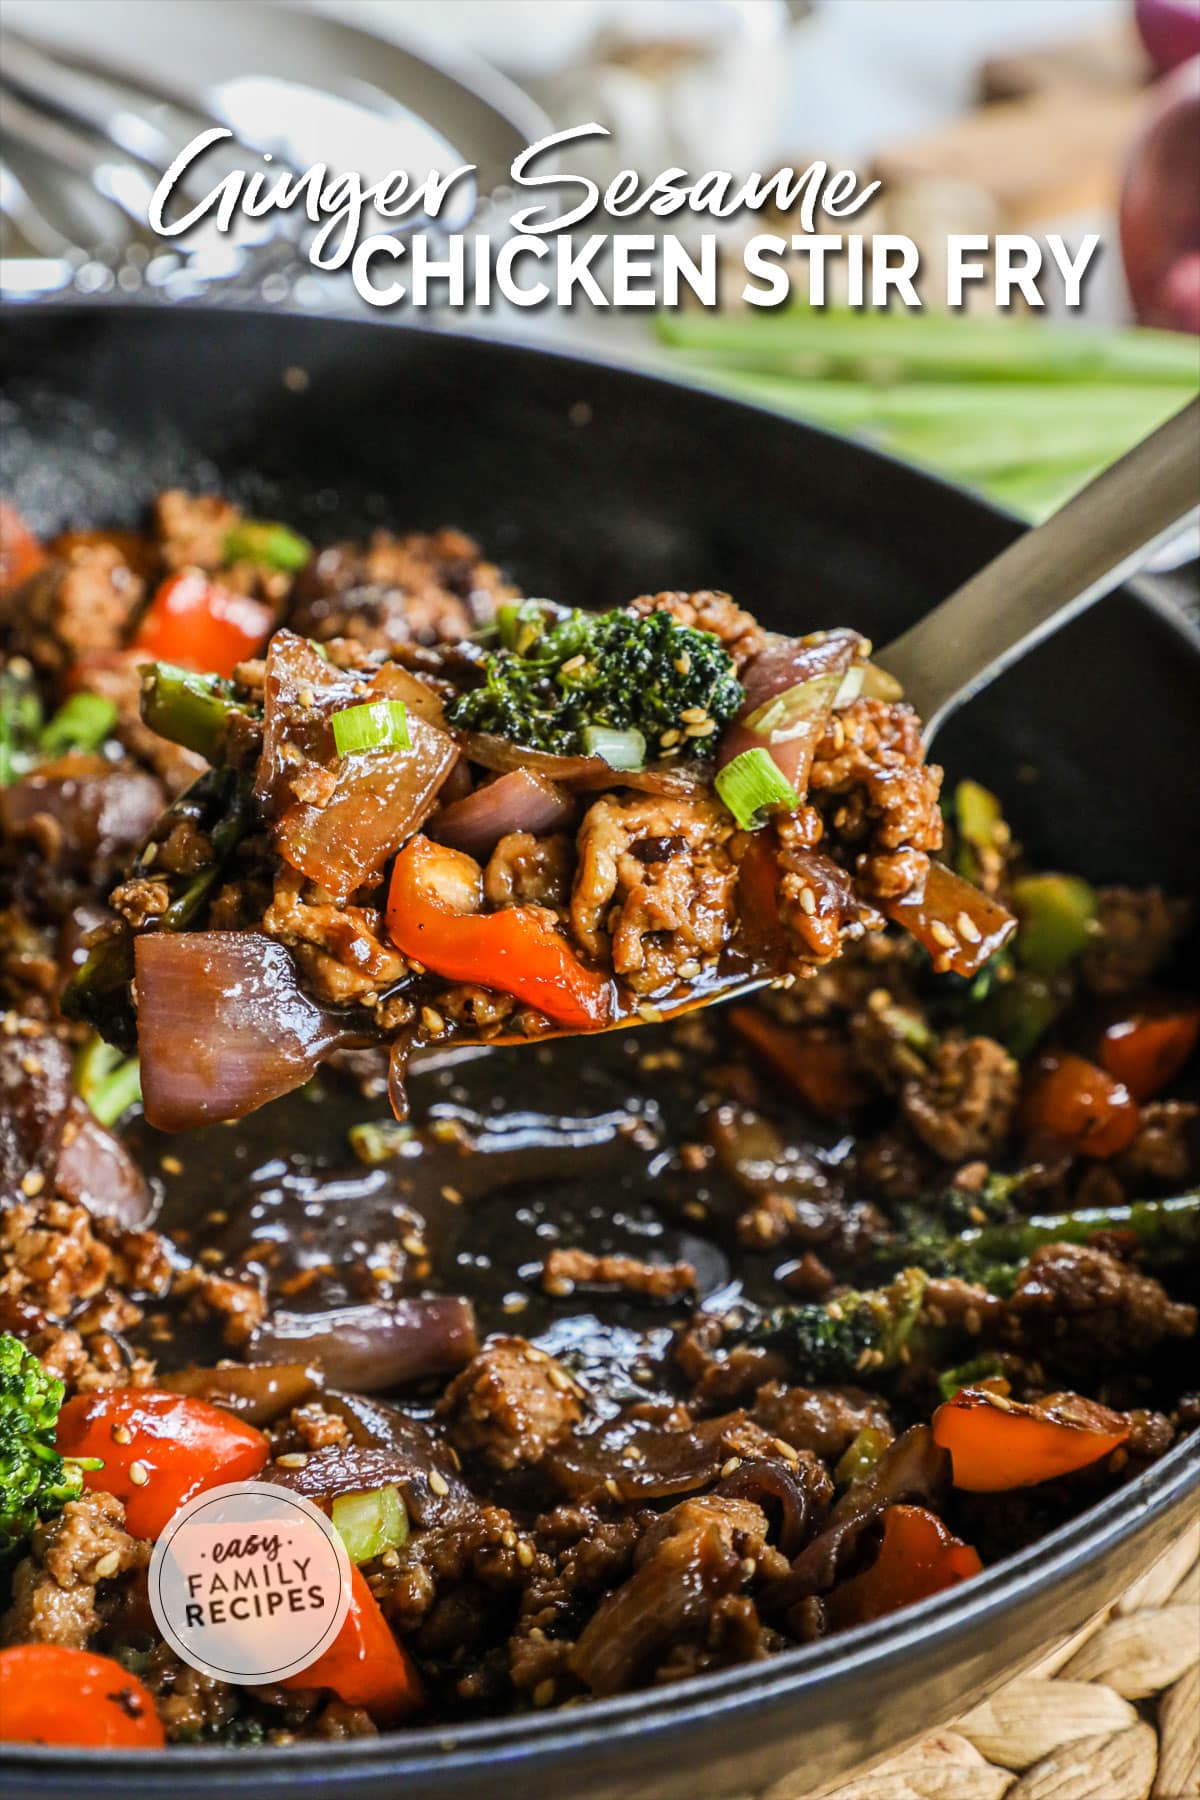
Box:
(718, 631), (866, 799)
(458, 731), (707, 796)
(275, 712), (458, 904)
(247, 1296), (478, 1391)
(135, 931), (344, 1131)
(430, 768), (576, 858)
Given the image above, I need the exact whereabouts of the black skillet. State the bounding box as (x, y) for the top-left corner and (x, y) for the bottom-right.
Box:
(1, 303), (1198, 1800)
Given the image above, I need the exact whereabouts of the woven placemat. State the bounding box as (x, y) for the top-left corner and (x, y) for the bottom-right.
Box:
(805, 1521), (1200, 1800)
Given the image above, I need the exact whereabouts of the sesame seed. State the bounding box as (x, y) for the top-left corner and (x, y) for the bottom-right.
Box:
(560, 654), (586, 676)
(929, 920), (957, 950)
(674, 654), (691, 676)
(111, 1422), (133, 1446)
(720, 1457), (742, 1478)
(20, 1056), (43, 1077)
(276, 1452), (309, 1469)
(685, 719), (716, 738)
(677, 959), (701, 980)
(604, 1477), (622, 1500)
(637, 1002), (663, 1023)
(93, 1551), (122, 1579)
(547, 1365), (574, 1393)
(20, 1171), (45, 1198)
(420, 1006), (446, 1035)
(773, 1438), (799, 1463)
(381, 1549), (401, 1569)
(739, 1557), (757, 1580)
(503, 1293), (529, 1314)
(440, 1185), (462, 1205)
(659, 728), (681, 748)
(128, 1461), (150, 1487)
(798, 886), (817, 916)
(956, 911), (982, 945)
(298, 686), (316, 708)
(402, 1233), (427, 1257)
(2, 1013), (19, 1036)
(533, 1679), (556, 1708)
(161, 1155), (184, 1176)
(516, 1539), (535, 1568)
(429, 1470), (450, 1497)
(679, 705), (707, 724)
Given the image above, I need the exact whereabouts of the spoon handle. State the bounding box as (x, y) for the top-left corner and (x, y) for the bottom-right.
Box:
(879, 395), (1200, 744)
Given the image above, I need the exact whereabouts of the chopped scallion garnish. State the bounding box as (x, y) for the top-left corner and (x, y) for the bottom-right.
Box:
(332, 699), (411, 757)
(349, 1120), (415, 1165)
(39, 691), (118, 756)
(224, 519), (311, 573)
(715, 746), (799, 829)
(582, 724), (646, 771)
(74, 1033), (142, 1127)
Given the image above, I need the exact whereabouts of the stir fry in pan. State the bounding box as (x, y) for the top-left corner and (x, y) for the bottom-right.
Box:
(0, 494), (1196, 1748)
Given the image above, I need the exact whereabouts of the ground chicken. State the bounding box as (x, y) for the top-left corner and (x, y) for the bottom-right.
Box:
(1081, 886), (1192, 995)
(571, 794), (737, 992)
(263, 868), (407, 1006)
(289, 527), (514, 650)
(808, 697), (944, 902)
(1, 541), (144, 676)
(1, 1491), (147, 1649)
(1006, 1242), (1197, 1373)
(437, 1336), (583, 1471)
(541, 1248), (696, 1301)
(1118, 1101), (1198, 1187)
(484, 832), (573, 912)
(900, 1035), (1020, 1163)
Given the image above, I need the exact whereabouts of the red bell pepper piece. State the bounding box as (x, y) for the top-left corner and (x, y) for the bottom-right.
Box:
(56, 1387), (269, 1539)
(729, 1005), (868, 1118)
(1100, 1004), (1200, 1101)
(0, 500), (47, 594)
(932, 1387), (1129, 1491)
(281, 1564), (423, 1724)
(1019, 1052), (1140, 1159)
(0, 1644), (164, 1748)
(825, 1505), (982, 1629)
(386, 834), (610, 1031)
(734, 829), (788, 963)
(133, 571), (273, 678)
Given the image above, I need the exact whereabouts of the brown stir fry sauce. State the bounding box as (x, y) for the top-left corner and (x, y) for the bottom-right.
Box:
(0, 493), (1197, 1748)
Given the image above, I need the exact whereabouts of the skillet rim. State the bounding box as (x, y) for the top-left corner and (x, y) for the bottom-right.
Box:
(1, 301), (1198, 1788)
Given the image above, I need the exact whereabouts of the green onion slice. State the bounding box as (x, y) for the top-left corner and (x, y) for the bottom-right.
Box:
(224, 519), (311, 573)
(715, 746), (799, 829)
(74, 1033), (142, 1127)
(332, 699), (411, 757)
(332, 1485), (409, 1564)
(39, 691), (118, 756)
(349, 1120), (415, 1165)
(582, 725), (646, 771)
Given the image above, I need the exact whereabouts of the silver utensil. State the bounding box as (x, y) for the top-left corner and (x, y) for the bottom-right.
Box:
(880, 395), (1200, 745)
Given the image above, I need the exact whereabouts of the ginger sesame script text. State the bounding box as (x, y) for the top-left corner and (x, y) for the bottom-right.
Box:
(149, 123), (1101, 313)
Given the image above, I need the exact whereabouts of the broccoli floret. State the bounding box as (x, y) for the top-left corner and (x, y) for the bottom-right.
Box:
(738, 1268), (927, 1383)
(446, 602), (744, 763)
(0, 1334), (98, 1563)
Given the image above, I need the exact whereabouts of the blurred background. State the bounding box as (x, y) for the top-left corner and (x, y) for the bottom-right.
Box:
(1, 0), (1197, 524)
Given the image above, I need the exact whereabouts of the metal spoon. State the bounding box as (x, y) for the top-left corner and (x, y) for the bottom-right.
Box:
(878, 395), (1200, 746)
